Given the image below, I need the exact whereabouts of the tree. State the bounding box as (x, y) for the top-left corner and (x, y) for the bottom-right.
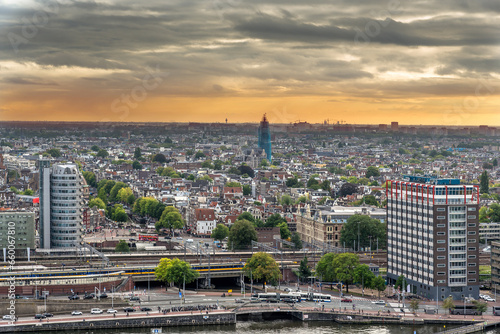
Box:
(201, 160), (214, 169)
(366, 166), (380, 178)
(213, 160), (223, 170)
(226, 181), (242, 188)
(155, 258), (199, 291)
(353, 264), (375, 295)
(238, 165), (255, 178)
(91, 145), (100, 152)
(157, 206), (184, 234)
(82, 171), (97, 187)
(237, 212), (255, 223)
(281, 195), (292, 206)
(265, 213), (286, 227)
(494, 159), (498, 167)
(307, 177), (320, 190)
(89, 198), (106, 210)
(117, 187), (133, 203)
(194, 151), (206, 159)
(316, 253), (337, 283)
(46, 148), (61, 158)
(372, 276), (386, 298)
(109, 182), (128, 202)
(291, 233), (302, 249)
(409, 299), (420, 314)
(115, 240), (130, 252)
(298, 256), (312, 282)
(152, 153), (167, 163)
(23, 189), (33, 196)
(395, 275), (407, 291)
(472, 300), (487, 316)
(442, 296), (455, 314)
(228, 219), (257, 250)
(243, 252), (281, 287)
(480, 171), (489, 194)
(242, 184), (251, 196)
(112, 204), (128, 222)
(211, 224), (229, 242)
(134, 147), (142, 159)
(339, 214), (386, 250)
(338, 183), (358, 197)
(286, 176), (303, 188)
(278, 221), (291, 239)
(132, 160), (142, 170)
(321, 180), (331, 191)
(9, 186), (19, 194)
(333, 253), (359, 293)
(96, 149), (109, 158)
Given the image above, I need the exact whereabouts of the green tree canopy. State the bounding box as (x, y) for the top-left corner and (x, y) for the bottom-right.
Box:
(315, 253), (337, 282)
(117, 187), (133, 203)
(226, 181), (242, 188)
(109, 182), (128, 202)
(156, 206), (184, 233)
(82, 171), (97, 187)
(91, 145), (100, 152)
(298, 256), (312, 282)
(281, 195), (292, 205)
(332, 253), (360, 293)
(132, 160), (142, 170)
(291, 233), (302, 249)
(480, 171), (489, 194)
(243, 252), (281, 287)
(46, 148), (61, 157)
(442, 296), (455, 313)
(134, 147), (142, 159)
(152, 153), (167, 163)
(115, 240), (130, 252)
(265, 213), (286, 227)
(228, 219), (257, 250)
(353, 264), (375, 294)
(23, 189), (33, 196)
(278, 221), (291, 239)
(211, 224), (229, 242)
(96, 149), (109, 158)
(395, 274), (407, 291)
(242, 184), (251, 196)
(371, 276), (386, 298)
(154, 258), (199, 291)
(366, 166), (380, 178)
(89, 197), (106, 210)
(339, 214), (386, 250)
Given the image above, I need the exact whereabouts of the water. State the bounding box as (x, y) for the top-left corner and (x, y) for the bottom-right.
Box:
(39, 321), (500, 334)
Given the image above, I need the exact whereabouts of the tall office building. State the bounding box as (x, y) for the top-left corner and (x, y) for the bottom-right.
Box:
(386, 176), (480, 301)
(39, 159), (83, 249)
(258, 114), (272, 162)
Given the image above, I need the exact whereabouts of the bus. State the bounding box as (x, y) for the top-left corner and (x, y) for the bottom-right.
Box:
(257, 293), (280, 303)
(299, 292), (332, 302)
(138, 234), (159, 242)
(280, 293), (301, 303)
(449, 305), (482, 315)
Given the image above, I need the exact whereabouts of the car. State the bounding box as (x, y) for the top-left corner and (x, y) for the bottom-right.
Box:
(107, 309), (117, 314)
(235, 299), (244, 303)
(68, 295), (80, 300)
(83, 294), (94, 299)
(98, 293), (108, 299)
(140, 307), (152, 312)
(341, 298), (353, 303)
(176, 236), (183, 240)
(123, 307), (135, 312)
(90, 308), (103, 314)
(34, 314), (46, 319)
(42, 313), (53, 317)
(485, 297), (496, 302)
(129, 296), (141, 301)
(2, 315), (14, 320)
(71, 311), (83, 316)
(284, 288), (292, 292)
(372, 300), (386, 305)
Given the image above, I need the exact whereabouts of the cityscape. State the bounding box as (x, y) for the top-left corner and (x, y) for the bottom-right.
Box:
(1, 0), (499, 333)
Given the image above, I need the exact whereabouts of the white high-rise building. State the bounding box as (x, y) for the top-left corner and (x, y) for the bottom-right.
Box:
(39, 159), (83, 249)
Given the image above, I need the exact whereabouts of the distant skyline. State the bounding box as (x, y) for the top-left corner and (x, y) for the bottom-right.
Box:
(0, 1), (499, 126)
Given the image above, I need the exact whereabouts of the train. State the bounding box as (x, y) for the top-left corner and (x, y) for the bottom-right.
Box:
(0, 263), (245, 282)
(257, 292), (332, 303)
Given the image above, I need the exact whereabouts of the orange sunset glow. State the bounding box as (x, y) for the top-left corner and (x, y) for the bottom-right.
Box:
(0, 1), (499, 125)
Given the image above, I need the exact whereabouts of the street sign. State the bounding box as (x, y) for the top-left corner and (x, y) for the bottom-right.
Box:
(179, 291), (182, 299)
(152, 329), (162, 333)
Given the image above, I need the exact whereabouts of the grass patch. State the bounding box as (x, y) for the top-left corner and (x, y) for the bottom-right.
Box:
(480, 265), (491, 275)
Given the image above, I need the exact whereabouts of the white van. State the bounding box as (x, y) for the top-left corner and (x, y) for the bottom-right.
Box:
(186, 239), (194, 243)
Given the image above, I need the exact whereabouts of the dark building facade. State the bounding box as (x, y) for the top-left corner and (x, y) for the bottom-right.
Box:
(258, 114), (272, 163)
(386, 176), (480, 301)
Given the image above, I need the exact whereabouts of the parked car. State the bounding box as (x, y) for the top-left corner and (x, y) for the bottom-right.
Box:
(123, 307), (135, 312)
(3, 315), (14, 320)
(34, 314), (46, 319)
(129, 296), (141, 301)
(71, 311), (83, 316)
(341, 298), (353, 303)
(235, 299), (244, 303)
(98, 293), (108, 299)
(90, 308), (103, 314)
(140, 307), (152, 312)
(83, 294), (94, 299)
(42, 313), (53, 317)
(68, 295), (80, 300)
(372, 300), (385, 305)
(107, 309), (117, 313)
(284, 288), (292, 292)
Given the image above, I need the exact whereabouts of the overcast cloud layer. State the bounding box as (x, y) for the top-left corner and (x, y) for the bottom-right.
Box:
(0, 0), (498, 124)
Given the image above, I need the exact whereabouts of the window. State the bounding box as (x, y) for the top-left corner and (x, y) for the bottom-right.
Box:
(468, 263), (476, 267)
(437, 216), (446, 219)
(467, 215), (476, 219)
(468, 231), (476, 235)
(437, 240), (445, 243)
(468, 207), (476, 211)
(468, 255), (476, 259)
(437, 232), (446, 236)
(468, 247), (476, 251)
(468, 271), (476, 275)
(468, 223), (476, 227)
(468, 239), (476, 243)
(437, 208), (446, 212)
(437, 264), (446, 267)
(437, 248), (445, 251)
(437, 256), (446, 259)
(437, 224), (445, 227)
(437, 272), (446, 275)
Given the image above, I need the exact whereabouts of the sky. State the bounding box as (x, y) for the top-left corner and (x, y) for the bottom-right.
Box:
(0, 0), (499, 126)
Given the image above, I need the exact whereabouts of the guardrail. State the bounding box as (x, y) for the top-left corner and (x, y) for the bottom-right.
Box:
(440, 322), (485, 334)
